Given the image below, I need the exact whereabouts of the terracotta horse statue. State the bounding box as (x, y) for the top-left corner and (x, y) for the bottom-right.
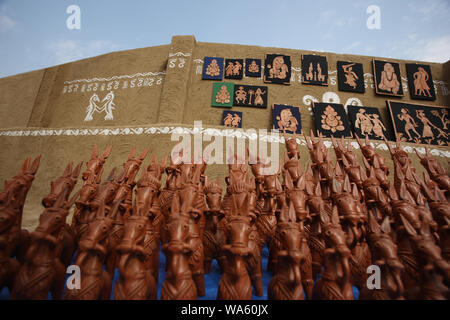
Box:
(161, 195), (198, 300)
(0, 191), (22, 293)
(217, 202), (255, 300)
(203, 179), (226, 274)
(312, 206), (354, 300)
(0, 155), (41, 261)
(268, 200), (306, 300)
(331, 176), (371, 289)
(355, 134), (389, 176)
(114, 202), (157, 300)
(415, 147), (450, 197)
(41, 161), (82, 267)
(360, 213), (405, 300)
(11, 189), (79, 299)
(81, 144), (112, 182)
(305, 181), (328, 280)
(65, 201), (120, 300)
(400, 215), (450, 299)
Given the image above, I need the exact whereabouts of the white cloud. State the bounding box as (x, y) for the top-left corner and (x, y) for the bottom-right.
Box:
(406, 35), (450, 63)
(49, 40), (120, 65)
(0, 5), (16, 33)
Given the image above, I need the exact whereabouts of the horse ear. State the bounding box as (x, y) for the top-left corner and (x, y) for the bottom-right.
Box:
(400, 214), (418, 237)
(404, 165), (414, 182)
(331, 205), (340, 226)
(102, 145), (113, 160)
(341, 154), (350, 168)
(72, 161), (83, 179)
(109, 200), (122, 220)
(18, 157), (31, 175)
(347, 139), (353, 152)
(128, 146), (136, 160)
(368, 210), (381, 234)
(331, 135), (338, 148)
(334, 161), (343, 177)
(362, 156), (370, 171)
(352, 183), (359, 200)
(414, 148), (424, 161)
(63, 161), (73, 177)
(434, 188), (447, 202)
(65, 190), (80, 211)
(319, 207), (331, 225)
(106, 167), (117, 182)
(332, 178), (342, 194)
(388, 183), (399, 201)
(343, 175), (352, 193)
(161, 155), (168, 169)
(395, 137), (401, 149)
(28, 155), (41, 175)
(398, 181), (414, 204)
(355, 134), (363, 147)
(296, 172), (306, 190)
(91, 144), (99, 160)
(416, 191), (425, 206)
(380, 216), (391, 234)
(314, 181), (322, 197)
(383, 136), (394, 156)
(138, 147), (150, 161)
(304, 133), (313, 150)
(360, 166), (367, 181)
(284, 170), (294, 190)
(365, 134), (370, 146)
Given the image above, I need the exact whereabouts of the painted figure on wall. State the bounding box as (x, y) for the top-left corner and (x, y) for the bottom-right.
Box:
(248, 60), (259, 73)
(235, 86), (247, 104)
(342, 63), (359, 89)
(254, 88), (266, 106)
(416, 110), (447, 140)
(378, 63), (400, 94)
(371, 114), (387, 138)
(268, 56), (289, 80)
(216, 85), (231, 104)
(355, 109), (373, 136)
(277, 109), (299, 133)
(413, 67), (432, 98)
(206, 59), (221, 77)
(321, 105), (345, 133)
(397, 108), (420, 140)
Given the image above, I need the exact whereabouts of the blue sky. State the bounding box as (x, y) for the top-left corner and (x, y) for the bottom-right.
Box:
(0, 0), (449, 78)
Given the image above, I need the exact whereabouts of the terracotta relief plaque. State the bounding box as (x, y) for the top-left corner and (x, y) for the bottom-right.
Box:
(221, 110), (243, 128)
(211, 82), (234, 107)
(202, 57), (224, 80)
(313, 102), (352, 138)
(347, 105), (390, 140)
(301, 54), (328, 86)
(373, 60), (404, 96)
(224, 59), (244, 80)
(264, 54), (291, 85)
(233, 85), (268, 108)
(406, 63), (436, 101)
(387, 100), (449, 146)
(272, 104), (302, 134)
(337, 61), (365, 93)
(245, 58), (262, 78)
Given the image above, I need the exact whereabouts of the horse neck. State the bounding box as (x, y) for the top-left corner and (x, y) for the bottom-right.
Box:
(167, 251), (191, 278)
(227, 253), (248, 277)
(27, 240), (56, 266)
(118, 253), (146, 280)
(76, 249), (104, 274)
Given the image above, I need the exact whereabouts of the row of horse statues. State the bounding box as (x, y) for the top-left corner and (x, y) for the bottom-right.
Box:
(0, 132), (449, 300)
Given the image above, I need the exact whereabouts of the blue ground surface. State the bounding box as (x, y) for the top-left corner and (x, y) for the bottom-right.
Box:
(0, 245), (359, 300)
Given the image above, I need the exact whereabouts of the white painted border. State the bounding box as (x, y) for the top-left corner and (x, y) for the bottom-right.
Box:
(63, 71), (166, 84)
(0, 126), (448, 158)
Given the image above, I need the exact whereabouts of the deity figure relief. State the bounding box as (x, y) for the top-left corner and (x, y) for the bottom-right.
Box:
(416, 110), (447, 140)
(305, 62), (314, 81)
(378, 63), (400, 94)
(248, 60), (259, 73)
(413, 67), (431, 97)
(235, 86), (247, 104)
(276, 108), (298, 133)
(233, 61), (242, 75)
(321, 105), (345, 133)
(397, 108), (420, 140)
(215, 85), (231, 104)
(223, 113), (233, 126)
(254, 88), (266, 106)
(206, 59), (221, 77)
(370, 114), (387, 138)
(225, 62), (234, 77)
(317, 63), (325, 82)
(231, 114), (241, 127)
(268, 56), (289, 79)
(342, 63), (358, 89)
(355, 109), (373, 136)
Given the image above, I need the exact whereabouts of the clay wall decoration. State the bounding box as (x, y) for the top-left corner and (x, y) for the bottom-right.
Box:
(301, 54), (328, 86)
(387, 100), (449, 146)
(264, 54), (291, 85)
(245, 58), (262, 78)
(313, 102), (352, 138)
(211, 82), (234, 107)
(406, 63), (436, 101)
(224, 59), (244, 80)
(373, 60), (404, 96)
(202, 57), (224, 80)
(272, 104), (302, 134)
(233, 85), (268, 108)
(347, 105), (390, 140)
(221, 110), (242, 128)
(337, 61), (365, 93)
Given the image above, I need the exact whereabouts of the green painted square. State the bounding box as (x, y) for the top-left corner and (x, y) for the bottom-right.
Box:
(211, 82), (234, 107)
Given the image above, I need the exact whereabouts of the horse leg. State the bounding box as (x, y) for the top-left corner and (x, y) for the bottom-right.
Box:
(100, 271), (112, 300)
(51, 261), (66, 300)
